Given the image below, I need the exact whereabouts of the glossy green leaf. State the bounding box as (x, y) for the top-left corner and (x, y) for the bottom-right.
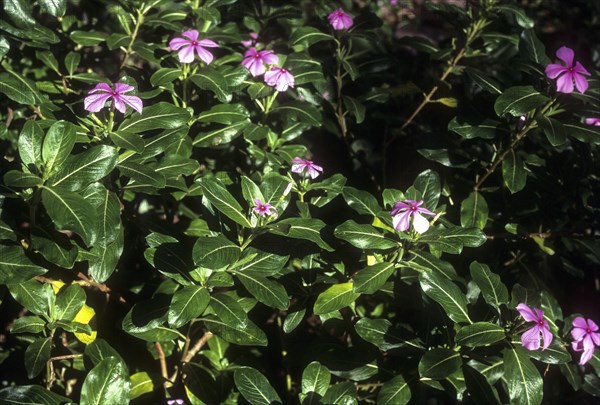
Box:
(524, 340), (571, 364)
(460, 191), (488, 229)
(405, 251), (458, 280)
(130, 371), (154, 400)
(42, 120), (76, 176)
(465, 67), (503, 94)
(314, 283), (360, 315)
(234, 366), (282, 405)
(519, 29), (550, 66)
(199, 176), (252, 228)
(469, 262), (509, 310)
(229, 248), (289, 277)
(271, 217), (334, 251)
(322, 382), (357, 405)
(0, 72), (37, 105)
(203, 315), (267, 346)
(70, 30), (107, 46)
(118, 102), (191, 133)
(456, 322), (505, 347)
(18, 120), (44, 170)
(503, 347), (543, 405)
(334, 220), (398, 250)
(193, 119), (248, 147)
(55, 284), (86, 322)
(150, 67), (181, 86)
(353, 262), (395, 294)
(0, 245), (47, 284)
(191, 67), (231, 103)
(408, 169), (441, 209)
(494, 86), (549, 117)
(502, 150), (527, 193)
(377, 375), (411, 405)
(343, 96), (365, 124)
(10, 316), (46, 334)
(193, 234), (240, 269)
(109, 131), (145, 153)
(41, 185), (98, 246)
(168, 286), (210, 328)
(48, 145), (118, 191)
(564, 122), (600, 144)
(354, 318), (423, 351)
(283, 309), (306, 334)
(419, 271), (472, 323)
(342, 187), (381, 217)
(80, 357), (130, 405)
(118, 162), (166, 189)
(538, 115), (566, 146)
(448, 117), (499, 139)
(289, 26), (333, 50)
(463, 365), (500, 405)
(9, 279), (54, 317)
(301, 361), (330, 404)
(197, 103), (249, 124)
(24, 338), (52, 378)
(419, 226), (486, 254)
(210, 293), (248, 328)
(496, 4), (534, 28)
(85, 340), (123, 366)
(0, 385), (69, 404)
(231, 271), (289, 310)
(559, 363), (582, 391)
(4, 170), (42, 188)
(418, 348), (462, 379)
(273, 102), (322, 126)
(64, 51), (80, 76)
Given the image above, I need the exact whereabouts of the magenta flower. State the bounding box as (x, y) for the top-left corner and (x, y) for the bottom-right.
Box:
(253, 198), (275, 217)
(291, 157), (323, 179)
(328, 8), (353, 30)
(168, 29), (218, 64)
(545, 46), (591, 94)
(242, 48), (279, 77)
(390, 200), (434, 234)
(570, 317), (600, 365)
(585, 118), (600, 126)
(242, 32), (258, 48)
(264, 67), (295, 92)
(84, 82), (143, 114)
(516, 303), (553, 351)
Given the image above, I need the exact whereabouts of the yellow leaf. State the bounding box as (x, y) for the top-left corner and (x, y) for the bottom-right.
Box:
(437, 97), (458, 108)
(367, 255), (376, 266)
(73, 304), (97, 344)
(50, 280), (66, 294)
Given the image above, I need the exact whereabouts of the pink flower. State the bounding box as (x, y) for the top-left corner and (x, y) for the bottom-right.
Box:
(570, 317), (600, 365)
(516, 303), (553, 351)
(84, 82), (143, 114)
(253, 198), (275, 217)
(585, 118), (600, 126)
(168, 29), (218, 64)
(328, 8), (353, 30)
(545, 46), (591, 94)
(291, 157), (323, 179)
(264, 67), (295, 92)
(390, 200), (434, 234)
(242, 47), (279, 77)
(242, 32), (258, 48)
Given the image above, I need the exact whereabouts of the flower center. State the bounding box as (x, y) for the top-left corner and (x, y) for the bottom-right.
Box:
(191, 40), (197, 46)
(587, 328), (592, 334)
(410, 206), (417, 211)
(538, 320), (545, 326)
(111, 91), (117, 96)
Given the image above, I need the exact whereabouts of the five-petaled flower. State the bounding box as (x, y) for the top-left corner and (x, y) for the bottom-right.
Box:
(328, 8), (353, 30)
(545, 46), (590, 94)
(241, 32), (258, 48)
(169, 29), (218, 64)
(253, 198), (275, 217)
(264, 67), (295, 92)
(390, 200), (434, 234)
(84, 82), (143, 114)
(517, 303), (553, 351)
(585, 118), (600, 126)
(291, 157), (323, 179)
(570, 317), (600, 365)
(242, 47), (279, 77)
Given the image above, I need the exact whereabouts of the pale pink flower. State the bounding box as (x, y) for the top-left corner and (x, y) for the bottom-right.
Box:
(253, 198), (275, 217)
(585, 118), (600, 126)
(328, 8), (353, 30)
(545, 46), (591, 94)
(571, 317), (600, 365)
(242, 48), (279, 77)
(168, 29), (218, 64)
(517, 303), (553, 351)
(390, 200), (434, 234)
(291, 157), (323, 179)
(242, 32), (258, 48)
(84, 82), (142, 114)
(264, 67), (294, 92)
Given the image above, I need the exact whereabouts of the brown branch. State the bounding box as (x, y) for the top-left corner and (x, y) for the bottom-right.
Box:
(50, 354), (83, 362)
(155, 342), (172, 389)
(167, 331), (214, 386)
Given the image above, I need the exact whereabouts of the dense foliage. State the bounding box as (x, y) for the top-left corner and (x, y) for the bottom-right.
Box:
(1, 0), (599, 404)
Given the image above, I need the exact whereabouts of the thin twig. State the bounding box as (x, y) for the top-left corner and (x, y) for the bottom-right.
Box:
(50, 354), (83, 362)
(167, 331), (214, 385)
(120, 8), (145, 69)
(155, 342), (172, 388)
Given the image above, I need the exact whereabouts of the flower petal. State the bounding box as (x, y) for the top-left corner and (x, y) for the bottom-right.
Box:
(571, 327), (587, 342)
(306, 166), (321, 179)
(84, 93), (112, 112)
(120, 94), (143, 113)
(540, 325), (553, 350)
(591, 332), (600, 346)
(516, 303), (537, 322)
(580, 347), (595, 365)
(573, 61), (590, 76)
(181, 29), (199, 41)
(178, 45), (195, 63)
(555, 72), (574, 93)
(88, 82), (113, 94)
(195, 46), (214, 65)
(260, 51), (279, 65)
(572, 317), (588, 329)
(392, 211), (411, 232)
(572, 340), (583, 352)
(587, 318), (599, 331)
(169, 37), (190, 51)
(114, 83), (134, 94)
(521, 325), (541, 351)
(573, 72), (589, 94)
(556, 46), (574, 67)
(412, 212), (430, 234)
(545, 64), (568, 79)
(197, 39), (219, 48)
(112, 95), (126, 114)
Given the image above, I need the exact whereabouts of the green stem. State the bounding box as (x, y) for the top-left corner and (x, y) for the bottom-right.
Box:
(120, 5), (146, 69)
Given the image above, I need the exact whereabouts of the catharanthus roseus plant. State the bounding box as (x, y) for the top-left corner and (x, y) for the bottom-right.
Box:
(0, 1), (599, 404)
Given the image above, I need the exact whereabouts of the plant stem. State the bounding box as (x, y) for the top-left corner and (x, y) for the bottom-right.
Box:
(120, 6), (146, 69)
(155, 342), (171, 388)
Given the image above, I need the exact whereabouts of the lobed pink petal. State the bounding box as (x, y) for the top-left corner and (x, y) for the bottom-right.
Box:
(556, 72), (574, 93)
(556, 46), (574, 67)
(412, 212), (430, 234)
(540, 325), (553, 350)
(114, 83), (134, 94)
(588, 319), (599, 332)
(178, 45), (196, 63)
(573, 73), (589, 94)
(112, 95), (126, 114)
(571, 326), (587, 342)
(244, 47), (258, 58)
(247, 59), (265, 77)
(572, 316), (589, 329)
(392, 211), (411, 232)
(195, 46), (214, 65)
(533, 307), (545, 321)
(516, 303), (537, 322)
(84, 93), (112, 112)
(545, 64), (568, 79)
(306, 166), (321, 179)
(521, 325), (541, 350)
(120, 94), (143, 113)
(591, 331), (600, 346)
(580, 347), (595, 365)
(88, 82), (113, 94)
(259, 51), (279, 65)
(341, 15), (354, 29)
(181, 29), (199, 41)
(169, 37), (191, 51)
(582, 334), (595, 353)
(585, 118), (600, 126)
(417, 206), (435, 216)
(573, 61), (591, 76)
(197, 39), (219, 48)
(572, 340), (583, 352)
(264, 69), (279, 87)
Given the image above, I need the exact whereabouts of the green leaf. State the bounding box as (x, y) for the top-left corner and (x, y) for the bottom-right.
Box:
(0, 245), (46, 284)
(463, 365), (500, 405)
(465, 68), (503, 94)
(199, 176), (252, 228)
(419, 271), (472, 323)
(519, 29), (550, 66)
(460, 191), (488, 229)
(283, 309), (305, 334)
(64, 51), (81, 76)
(525, 340), (571, 364)
(48, 145), (118, 191)
(448, 117), (499, 139)
(41, 186), (98, 246)
(10, 316), (46, 334)
(271, 218), (334, 252)
(70, 30), (107, 46)
(82, 182), (122, 247)
(191, 67), (231, 103)
(322, 382), (357, 405)
(150, 67), (181, 86)
(24, 338), (52, 378)
(18, 120), (44, 170)
(301, 361), (330, 404)
(0, 385), (70, 404)
(0, 72), (37, 105)
(0, 36), (8, 58)
(130, 371), (154, 400)
(289, 26), (333, 50)
(314, 283), (360, 315)
(35, 50), (60, 74)
(564, 122), (600, 144)
(85, 340), (123, 366)
(273, 102), (322, 126)
(193, 234), (240, 269)
(168, 286), (210, 328)
(353, 262), (396, 294)
(404, 251), (457, 280)
(9, 279), (54, 317)
(502, 150), (527, 193)
(229, 248), (289, 277)
(343, 96), (365, 123)
(210, 293), (248, 328)
(85, 242), (122, 285)
(354, 318), (423, 351)
(334, 220), (398, 250)
(118, 102), (191, 134)
(503, 347), (543, 405)
(4, 170), (42, 188)
(342, 187), (381, 217)
(537, 115), (566, 146)
(418, 348), (462, 379)
(203, 315), (267, 346)
(231, 271), (289, 310)
(118, 162), (166, 189)
(377, 375), (411, 405)
(54, 284), (86, 322)
(80, 357), (130, 405)
(197, 103), (249, 124)
(469, 262), (509, 310)
(234, 367), (283, 405)
(559, 363), (582, 391)
(455, 322), (505, 347)
(496, 4), (534, 28)
(418, 226), (486, 254)
(407, 169), (441, 209)
(494, 86), (549, 117)
(193, 119), (248, 147)
(109, 131), (145, 153)
(41, 120), (77, 177)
